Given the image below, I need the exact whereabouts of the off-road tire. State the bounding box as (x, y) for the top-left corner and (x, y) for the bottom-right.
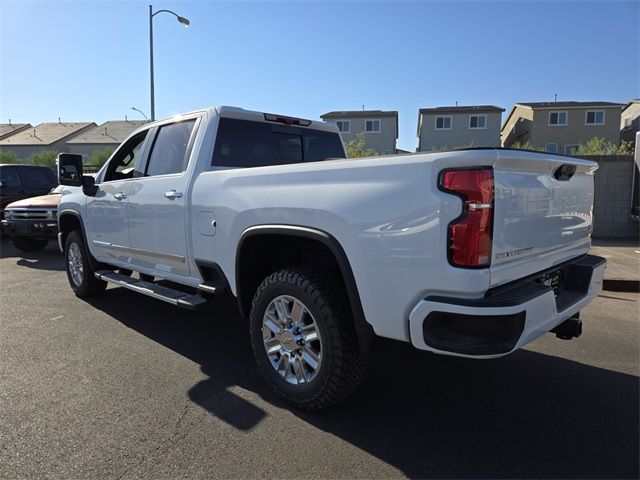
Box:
(64, 230), (107, 298)
(249, 267), (368, 411)
(12, 236), (48, 252)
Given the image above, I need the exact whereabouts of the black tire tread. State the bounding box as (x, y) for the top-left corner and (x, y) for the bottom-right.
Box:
(250, 266), (368, 411)
(65, 230), (107, 298)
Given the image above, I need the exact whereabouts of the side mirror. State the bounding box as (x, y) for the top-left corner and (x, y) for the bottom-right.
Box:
(57, 153), (84, 186)
(82, 175), (98, 197)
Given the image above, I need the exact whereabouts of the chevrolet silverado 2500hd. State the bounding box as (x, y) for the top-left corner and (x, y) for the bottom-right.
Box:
(56, 106), (606, 410)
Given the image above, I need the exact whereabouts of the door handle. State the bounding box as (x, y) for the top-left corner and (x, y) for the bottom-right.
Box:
(114, 192), (127, 201)
(164, 190), (183, 199)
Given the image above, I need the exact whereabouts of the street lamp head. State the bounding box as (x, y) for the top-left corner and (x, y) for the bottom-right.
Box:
(177, 16), (190, 26)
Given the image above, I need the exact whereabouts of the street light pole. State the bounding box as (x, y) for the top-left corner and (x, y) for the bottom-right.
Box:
(149, 5), (155, 121)
(131, 107), (150, 122)
(148, 5), (190, 122)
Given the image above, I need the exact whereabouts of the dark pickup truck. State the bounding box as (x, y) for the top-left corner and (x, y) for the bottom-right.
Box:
(0, 164), (59, 251)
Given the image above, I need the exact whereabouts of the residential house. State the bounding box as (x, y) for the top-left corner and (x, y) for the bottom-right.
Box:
(501, 101), (624, 154)
(0, 121), (96, 160)
(620, 99), (640, 144)
(0, 122), (32, 141)
(416, 105), (504, 151)
(320, 110), (398, 155)
(67, 120), (148, 161)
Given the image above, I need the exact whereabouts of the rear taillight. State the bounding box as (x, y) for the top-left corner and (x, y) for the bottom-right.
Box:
(439, 168), (494, 268)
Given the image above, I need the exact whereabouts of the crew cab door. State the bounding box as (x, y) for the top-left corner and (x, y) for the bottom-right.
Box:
(126, 117), (198, 276)
(85, 130), (150, 262)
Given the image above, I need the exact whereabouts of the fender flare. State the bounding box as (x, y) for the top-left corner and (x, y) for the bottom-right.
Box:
(236, 224), (376, 352)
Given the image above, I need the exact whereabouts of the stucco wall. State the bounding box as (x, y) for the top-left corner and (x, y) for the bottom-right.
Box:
(501, 106), (534, 146)
(328, 116), (397, 154)
(530, 107), (621, 153)
(0, 138), (70, 160)
(418, 111), (502, 151)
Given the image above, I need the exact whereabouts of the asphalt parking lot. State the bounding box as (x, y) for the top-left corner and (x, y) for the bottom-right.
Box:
(1, 237), (638, 479)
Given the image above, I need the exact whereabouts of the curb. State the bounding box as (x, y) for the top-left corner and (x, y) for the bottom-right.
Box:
(603, 278), (640, 293)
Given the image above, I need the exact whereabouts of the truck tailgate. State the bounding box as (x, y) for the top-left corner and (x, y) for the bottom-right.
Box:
(490, 150), (598, 287)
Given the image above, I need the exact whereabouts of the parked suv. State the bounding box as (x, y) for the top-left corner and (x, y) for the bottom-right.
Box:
(2, 185), (63, 252)
(0, 164), (58, 221)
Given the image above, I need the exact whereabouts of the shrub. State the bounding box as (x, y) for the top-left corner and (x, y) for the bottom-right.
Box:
(88, 148), (114, 167)
(344, 132), (378, 158)
(0, 150), (21, 164)
(29, 150), (59, 165)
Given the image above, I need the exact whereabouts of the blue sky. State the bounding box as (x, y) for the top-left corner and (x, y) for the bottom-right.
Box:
(1, 0), (638, 151)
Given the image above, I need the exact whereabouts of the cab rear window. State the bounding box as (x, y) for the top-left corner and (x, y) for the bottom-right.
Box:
(212, 118), (345, 168)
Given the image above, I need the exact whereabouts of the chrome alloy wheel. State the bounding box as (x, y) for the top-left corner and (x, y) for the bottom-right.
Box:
(262, 295), (322, 385)
(67, 243), (84, 287)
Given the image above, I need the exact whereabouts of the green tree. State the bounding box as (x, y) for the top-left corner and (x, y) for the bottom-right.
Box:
(617, 139), (634, 155)
(0, 150), (21, 164)
(576, 137), (620, 156)
(88, 148), (114, 167)
(344, 132), (377, 158)
(29, 150), (59, 165)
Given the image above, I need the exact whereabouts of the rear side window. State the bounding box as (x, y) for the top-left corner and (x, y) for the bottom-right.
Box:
(146, 119), (197, 177)
(0, 167), (21, 188)
(21, 168), (54, 189)
(213, 118), (345, 168)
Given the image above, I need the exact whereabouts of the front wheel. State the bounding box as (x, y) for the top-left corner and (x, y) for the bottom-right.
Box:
(12, 236), (48, 252)
(249, 267), (368, 411)
(64, 230), (107, 298)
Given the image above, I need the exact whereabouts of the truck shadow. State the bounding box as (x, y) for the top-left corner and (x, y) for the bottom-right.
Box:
(88, 290), (639, 479)
(0, 238), (64, 271)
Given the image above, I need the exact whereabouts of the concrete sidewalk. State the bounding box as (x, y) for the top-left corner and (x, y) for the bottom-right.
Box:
(591, 239), (640, 292)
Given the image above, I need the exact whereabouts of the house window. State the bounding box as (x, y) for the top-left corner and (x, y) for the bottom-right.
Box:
(625, 117), (633, 128)
(564, 144), (579, 155)
(335, 120), (350, 133)
(585, 110), (605, 125)
(548, 111), (567, 126)
(365, 119), (380, 133)
(435, 116), (452, 130)
(546, 143), (558, 153)
(469, 115), (486, 129)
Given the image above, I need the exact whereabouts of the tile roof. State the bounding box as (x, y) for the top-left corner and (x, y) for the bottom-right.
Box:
(0, 122), (96, 146)
(67, 120), (148, 144)
(0, 123), (32, 140)
(517, 101), (624, 108)
(321, 110), (398, 118)
(419, 105), (505, 114)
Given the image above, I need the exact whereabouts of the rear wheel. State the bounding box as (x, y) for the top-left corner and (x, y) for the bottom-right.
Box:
(64, 230), (107, 298)
(12, 236), (48, 252)
(249, 267), (368, 411)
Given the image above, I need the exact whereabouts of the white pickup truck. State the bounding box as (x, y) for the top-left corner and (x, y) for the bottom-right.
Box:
(56, 106), (606, 410)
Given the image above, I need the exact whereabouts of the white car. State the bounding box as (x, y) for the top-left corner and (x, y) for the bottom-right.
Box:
(56, 106), (606, 410)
